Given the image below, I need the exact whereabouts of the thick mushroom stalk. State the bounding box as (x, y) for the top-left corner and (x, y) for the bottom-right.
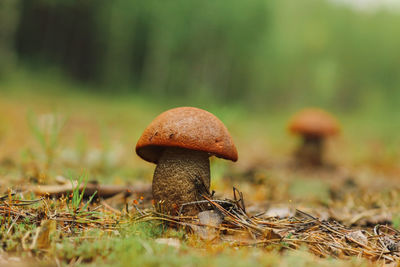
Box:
(295, 135), (323, 166)
(153, 147), (210, 215)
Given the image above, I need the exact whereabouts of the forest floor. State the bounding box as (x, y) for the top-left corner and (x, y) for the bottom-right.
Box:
(0, 73), (400, 266)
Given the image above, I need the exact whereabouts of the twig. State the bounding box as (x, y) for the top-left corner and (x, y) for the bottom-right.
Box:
(26, 183), (151, 199)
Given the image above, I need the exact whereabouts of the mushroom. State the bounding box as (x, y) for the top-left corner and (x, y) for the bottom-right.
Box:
(136, 107), (238, 215)
(288, 108), (340, 167)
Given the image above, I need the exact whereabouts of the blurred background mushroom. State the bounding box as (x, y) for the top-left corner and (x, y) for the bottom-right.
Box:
(136, 107), (238, 215)
(288, 108), (340, 167)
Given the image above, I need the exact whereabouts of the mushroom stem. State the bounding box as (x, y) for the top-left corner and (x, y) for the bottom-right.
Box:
(152, 147), (211, 215)
(296, 135), (324, 166)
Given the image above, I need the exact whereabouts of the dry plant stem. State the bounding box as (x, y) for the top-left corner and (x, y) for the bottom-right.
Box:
(153, 147), (210, 215)
(28, 183), (151, 199)
(296, 135), (324, 166)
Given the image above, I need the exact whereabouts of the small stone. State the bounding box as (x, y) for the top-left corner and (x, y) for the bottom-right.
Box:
(192, 210), (223, 241)
(265, 206), (293, 218)
(198, 210), (223, 226)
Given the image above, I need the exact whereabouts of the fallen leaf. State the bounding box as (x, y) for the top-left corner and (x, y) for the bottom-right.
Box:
(346, 230), (368, 246)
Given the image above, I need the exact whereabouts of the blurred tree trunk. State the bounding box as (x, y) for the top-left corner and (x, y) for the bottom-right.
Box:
(0, 0), (20, 79)
(15, 0), (102, 83)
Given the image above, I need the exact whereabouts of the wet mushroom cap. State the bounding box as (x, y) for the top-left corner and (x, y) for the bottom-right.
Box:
(136, 107), (238, 163)
(288, 108), (340, 137)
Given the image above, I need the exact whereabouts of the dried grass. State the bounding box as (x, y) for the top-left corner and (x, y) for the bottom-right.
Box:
(134, 188), (400, 264)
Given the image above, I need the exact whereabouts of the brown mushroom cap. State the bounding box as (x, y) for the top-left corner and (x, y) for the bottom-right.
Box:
(136, 107), (238, 163)
(289, 108), (340, 137)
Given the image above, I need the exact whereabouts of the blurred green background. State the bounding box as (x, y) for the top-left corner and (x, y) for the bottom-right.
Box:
(1, 0), (400, 111)
(0, 0), (399, 207)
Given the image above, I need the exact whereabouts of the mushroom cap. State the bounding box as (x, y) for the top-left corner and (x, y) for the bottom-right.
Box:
(288, 108), (340, 137)
(136, 107), (238, 163)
